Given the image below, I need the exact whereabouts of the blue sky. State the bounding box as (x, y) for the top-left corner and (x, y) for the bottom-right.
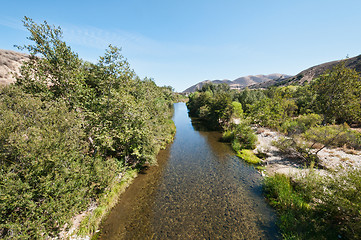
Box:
(1, 0), (360, 92)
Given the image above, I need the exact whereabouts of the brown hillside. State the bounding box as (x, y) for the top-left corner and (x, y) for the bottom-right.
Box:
(249, 54), (361, 89)
(183, 73), (291, 93)
(0, 49), (29, 85)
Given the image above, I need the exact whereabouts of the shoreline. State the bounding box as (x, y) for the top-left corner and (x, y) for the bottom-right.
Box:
(252, 127), (361, 177)
(59, 169), (138, 240)
(60, 121), (177, 240)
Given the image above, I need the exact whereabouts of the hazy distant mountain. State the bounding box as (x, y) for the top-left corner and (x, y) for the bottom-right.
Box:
(0, 49), (29, 85)
(182, 73), (291, 93)
(249, 54), (361, 89)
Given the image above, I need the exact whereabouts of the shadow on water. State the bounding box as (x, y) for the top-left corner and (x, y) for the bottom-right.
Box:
(99, 103), (279, 239)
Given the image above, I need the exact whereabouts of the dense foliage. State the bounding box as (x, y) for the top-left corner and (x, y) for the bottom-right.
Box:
(0, 17), (175, 239)
(187, 83), (258, 155)
(265, 170), (361, 239)
(187, 83), (233, 129)
(186, 61), (361, 239)
(312, 62), (361, 124)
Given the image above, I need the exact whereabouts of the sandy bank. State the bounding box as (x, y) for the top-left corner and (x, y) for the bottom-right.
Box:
(253, 127), (361, 177)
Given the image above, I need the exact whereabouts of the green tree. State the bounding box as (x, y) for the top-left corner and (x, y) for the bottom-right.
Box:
(234, 87), (266, 113)
(0, 86), (118, 238)
(16, 17), (89, 109)
(248, 90), (297, 129)
(2, 17), (176, 239)
(293, 84), (317, 115)
(187, 85), (233, 129)
(231, 101), (243, 119)
(312, 62), (361, 124)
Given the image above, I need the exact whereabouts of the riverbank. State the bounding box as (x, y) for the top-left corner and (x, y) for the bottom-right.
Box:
(59, 120), (176, 240)
(61, 169), (138, 240)
(252, 127), (361, 239)
(253, 127), (361, 177)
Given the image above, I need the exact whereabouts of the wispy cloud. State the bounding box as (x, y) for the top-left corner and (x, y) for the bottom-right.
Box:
(61, 24), (252, 61)
(0, 17), (25, 31)
(62, 24), (163, 56)
(1, 17), (252, 64)
(0, 19), (255, 91)
(60, 24), (258, 91)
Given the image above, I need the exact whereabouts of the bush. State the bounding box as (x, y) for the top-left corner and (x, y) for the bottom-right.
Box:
(281, 113), (323, 135)
(233, 123), (258, 150)
(303, 124), (361, 150)
(231, 139), (242, 152)
(223, 123), (257, 151)
(264, 174), (309, 211)
(264, 173), (320, 239)
(231, 101), (243, 119)
(312, 168), (361, 239)
(264, 169), (361, 239)
(0, 86), (119, 238)
(221, 129), (234, 142)
(273, 137), (319, 165)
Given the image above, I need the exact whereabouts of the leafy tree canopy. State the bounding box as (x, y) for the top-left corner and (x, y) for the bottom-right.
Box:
(312, 62), (361, 124)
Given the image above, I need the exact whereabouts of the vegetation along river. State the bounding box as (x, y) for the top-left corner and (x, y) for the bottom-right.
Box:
(99, 103), (279, 239)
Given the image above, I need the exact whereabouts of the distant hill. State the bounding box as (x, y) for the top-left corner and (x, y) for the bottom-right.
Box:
(0, 49), (29, 85)
(249, 54), (361, 89)
(182, 73), (291, 93)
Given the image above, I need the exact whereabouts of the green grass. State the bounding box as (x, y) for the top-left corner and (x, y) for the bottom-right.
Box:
(264, 171), (361, 239)
(255, 165), (266, 171)
(264, 174), (319, 239)
(237, 149), (261, 164)
(76, 169), (138, 238)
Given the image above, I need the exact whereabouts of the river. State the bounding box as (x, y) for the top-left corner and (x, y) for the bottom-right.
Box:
(99, 102), (279, 239)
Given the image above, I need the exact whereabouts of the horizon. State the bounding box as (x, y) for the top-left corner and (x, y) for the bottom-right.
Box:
(1, 0), (360, 92)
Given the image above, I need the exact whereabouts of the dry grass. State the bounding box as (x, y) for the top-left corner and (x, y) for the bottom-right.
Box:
(340, 157), (350, 162)
(256, 128), (266, 134)
(342, 146), (360, 155)
(310, 142), (324, 150)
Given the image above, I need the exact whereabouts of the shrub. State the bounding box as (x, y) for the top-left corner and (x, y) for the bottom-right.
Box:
(273, 137), (319, 165)
(281, 113), (323, 135)
(0, 86), (120, 238)
(264, 169), (361, 239)
(264, 174), (308, 211)
(221, 129), (234, 142)
(312, 168), (361, 239)
(224, 123), (257, 151)
(303, 124), (361, 150)
(231, 139), (242, 152)
(264, 173), (319, 239)
(233, 123), (258, 150)
(231, 101), (243, 119)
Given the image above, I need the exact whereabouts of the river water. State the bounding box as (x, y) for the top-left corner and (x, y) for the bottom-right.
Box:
(99, 103), (278, 239)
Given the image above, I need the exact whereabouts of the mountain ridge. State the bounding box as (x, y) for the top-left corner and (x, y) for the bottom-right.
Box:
(183, 73), (291, 93)
(248, 54), (361, 89)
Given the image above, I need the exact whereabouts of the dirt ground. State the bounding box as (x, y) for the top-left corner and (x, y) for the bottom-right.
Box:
(253, 127), (361, 177)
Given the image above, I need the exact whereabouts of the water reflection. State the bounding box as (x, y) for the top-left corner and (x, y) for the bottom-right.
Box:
(99, 103), (278, 239)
